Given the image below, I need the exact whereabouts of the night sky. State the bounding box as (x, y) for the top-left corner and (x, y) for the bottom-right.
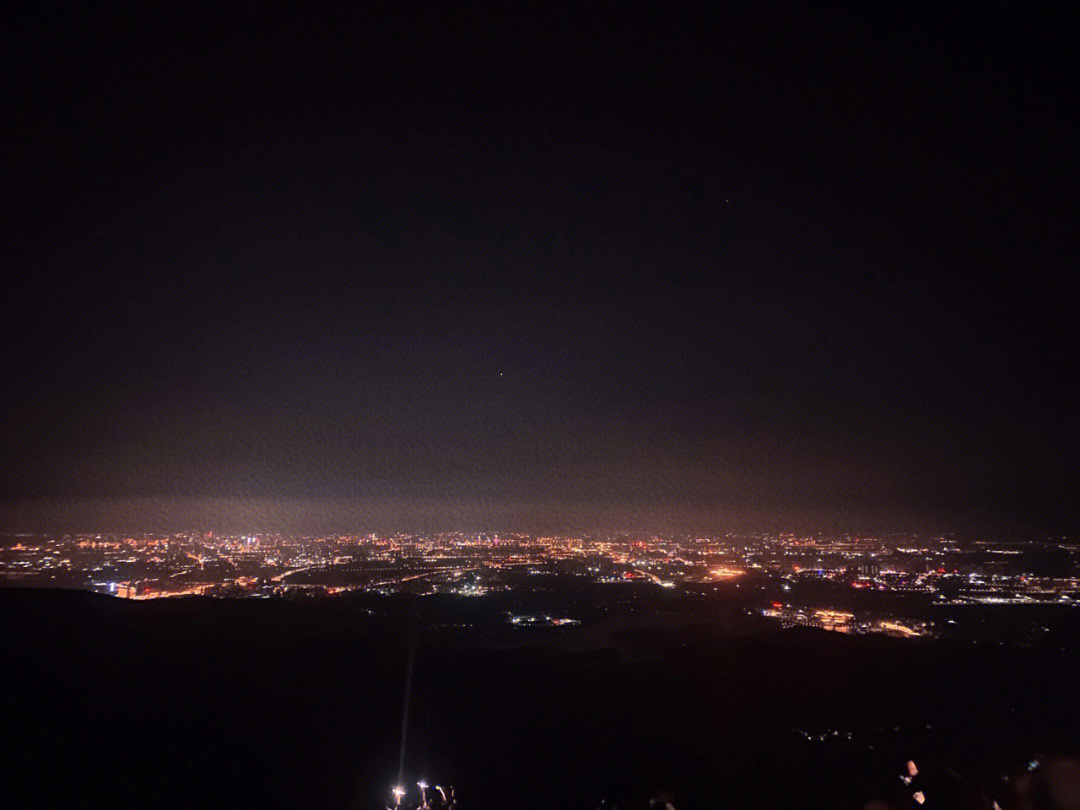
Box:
(3, 4), (1078, 536)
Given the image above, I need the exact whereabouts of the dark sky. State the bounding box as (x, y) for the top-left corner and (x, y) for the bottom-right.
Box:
(3, 4), (1078, 536)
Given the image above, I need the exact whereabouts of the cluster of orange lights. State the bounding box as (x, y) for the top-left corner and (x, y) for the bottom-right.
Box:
(708, 566), (745, 580)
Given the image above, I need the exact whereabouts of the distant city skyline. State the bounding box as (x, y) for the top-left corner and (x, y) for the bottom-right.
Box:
(0, 494), (1055, 539)
(4, 526), (1074, 612)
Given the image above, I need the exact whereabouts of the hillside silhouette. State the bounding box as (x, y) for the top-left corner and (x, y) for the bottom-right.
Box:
(3, 589), (1080, 809)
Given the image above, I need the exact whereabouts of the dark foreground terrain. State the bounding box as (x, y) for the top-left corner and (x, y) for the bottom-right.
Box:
(3, 588), (1080, 809)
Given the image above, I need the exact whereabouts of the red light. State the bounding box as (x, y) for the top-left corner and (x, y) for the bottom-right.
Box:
(771, 601), (783, 609)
